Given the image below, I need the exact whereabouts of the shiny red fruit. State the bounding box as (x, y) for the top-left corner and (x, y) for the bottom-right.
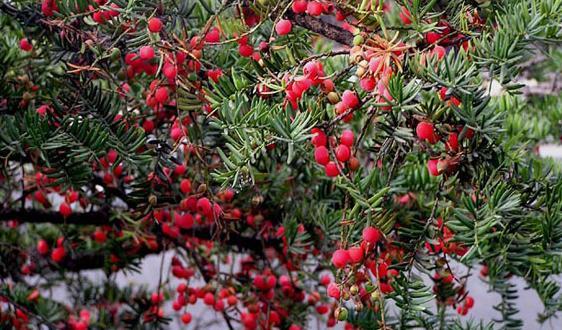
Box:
(148, 17), (163, 33)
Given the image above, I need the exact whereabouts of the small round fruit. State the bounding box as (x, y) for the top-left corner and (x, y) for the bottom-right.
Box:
(340, 130), (354, 146)
(427, 159), (440, 176)
(181, 312), (192, 324)
(325, 162), (339, 177)
(148, 17), (163, 33)
(314, 146), (330, 165)
(362, 226), (381, 243)
(335, 144), (351, 162)
(275, 19), (292, 36)
(353, 34), (364, 46)
(139, 46), (155, 60)
(331, 249), (350, 268)
(20, 38), (32, 52)
(416, 121), (435, 141)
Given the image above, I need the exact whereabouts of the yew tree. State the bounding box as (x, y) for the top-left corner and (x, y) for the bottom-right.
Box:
(1, 0), (562, 329)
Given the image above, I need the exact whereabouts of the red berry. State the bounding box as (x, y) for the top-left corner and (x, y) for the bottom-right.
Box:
(180, 179), (191, 194)
(174, 213), (194, 229)
(427, 159), (440, 176)
(239, 44), (253, 57)
(325, 162), (339, 177)
(341, 90), (359, 109)
(107, 149), (118, 163)
(148, 17), (163, 33)
(416, 121), (435, 141)
(311, 129), (327, 147)
(426, 31), (441, 44)
(196, 197), (212, 215)
(348, 246), (364, 264)
(92, 11), (106, 24)
(266, 275), (277, 288)
(465, 296), (474, 309)
(314, 146), (330, 165)
(139, 46), (155, 60)
(439, 86), (448, 100)
(93, 229), (107, 243)
(362, 226), (381, 243)
(59, 202), (72, 218)
(181, 312), (192, 324)
(74, 321), (87, 330)
(51, 246), (66, 263)
(66, 191), (79, 203)
(275, 19), (292, 36)
(37, 239), (49, 255)
(307, 1), (323, 16)
(399, 7), (412, 25)
(205, 27), (220, 43)
(292, 0), (307, 13)
(20, 38), (32, 52)
(163, 63), (177, 80)
(340, 130), (354, 147)
(450, 96), (462, 107)
(150, 292), (163, 304)
(360, 77), (376, 91)
(348, 157), (360, 171)
(221, 188), (235, 202)
(331, 249), (350, 268)
(446, 132), (459, 152)
(214, 299), (225, 311)
(327, 282), (340, 299)
(155, 87), (169, 103)
(203, 292), (215, 305)
(174, 164), (186, 176)
(335, 144), (351, 162)
(254, 275), (266, 290)
(227, 295), (237, 306)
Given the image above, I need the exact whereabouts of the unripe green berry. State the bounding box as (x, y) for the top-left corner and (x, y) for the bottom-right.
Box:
(110, 47), (121, 61)
(335, 307), (348, 321)
(350, 284), (359, 295)
(353, 35), (364, 46)
(370, 290), (380, 303)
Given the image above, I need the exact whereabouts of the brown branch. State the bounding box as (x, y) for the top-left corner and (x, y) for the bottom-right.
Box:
(285, 11), (353, 46)
(0, 208), (110, 225)
(0, 208), (280, 251)
(1, 207), (281, 275)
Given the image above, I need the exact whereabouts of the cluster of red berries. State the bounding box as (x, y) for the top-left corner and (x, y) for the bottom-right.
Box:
(416, 117), (474, 177)
(326, 226), (411, 321)
(98, 149), (133, 186)
(349, 50), (397, 113)
(41, 0), (58, 17)
(457, 295), (475, 315)
(425, 218), (468, 256)
(312, 128), (359, 177)
(400, 8), (475, 61)
(31, 171), (84, 218)
(36, 236), (66, 263)
(284, 60), (333, 110)
(291, 0), (334, 17)
(124, 46), (160, 79)
(331, 227), (382, 269)
(431, 269), (475, 316)
(67, 309), (91, 330)
(89, 0), (120, 24)
(166, 261), (315, 329)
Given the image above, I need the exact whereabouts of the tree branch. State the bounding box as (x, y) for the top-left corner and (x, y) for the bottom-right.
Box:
(286, 11), (353, 46)
(0, 208), (110, 225)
